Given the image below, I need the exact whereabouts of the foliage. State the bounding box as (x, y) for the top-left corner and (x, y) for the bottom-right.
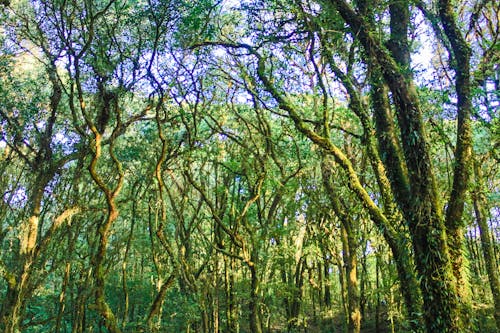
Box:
(0, 0), (498, 332)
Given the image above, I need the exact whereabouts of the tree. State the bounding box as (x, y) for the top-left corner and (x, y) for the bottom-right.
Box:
(1, 0), (498, 332)
(192, 0), (481, 331)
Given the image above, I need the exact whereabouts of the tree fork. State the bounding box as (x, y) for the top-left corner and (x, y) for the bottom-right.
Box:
(327, 1), (462, 331)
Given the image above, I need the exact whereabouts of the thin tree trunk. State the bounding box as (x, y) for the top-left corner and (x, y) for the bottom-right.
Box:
(87, 130), (124, 333)
(225, 255), (239, 333)
(0, 173), (51, 333)
(213, 264), (220, 333)
(146, 274), (176, 327)
(359, 230), (369, 318)
(291, 259), (306, 328)
(472, 159), (500, 330)
(341, 225), (361, 333)
(375, 246), (381, 333)
(55, 262), (72, 333)
(334, 247), (349, 333)
(321, 158), (360, 333)
(121, 195), (138, 329)
(328, 2), (463, 331)
(248, 259), (262, 333)
(323, 254), (332, 308)
(71, 269), (92, 333)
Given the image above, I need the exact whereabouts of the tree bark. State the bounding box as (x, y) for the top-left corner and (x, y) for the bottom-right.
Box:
(0, 167), (53, 333)
(322, 160), (361, 333)
(248, 260), (263, 333)
(327, 1), (462, 331)
(146, 274), (176, 327)
(324, 53), (422, 330)
(342, 226), (361, 333)
(438, 0), (474, 319)
(472, 158), (500, 331)
(87, 131), (124, 333)
(225, 255), (239, 333)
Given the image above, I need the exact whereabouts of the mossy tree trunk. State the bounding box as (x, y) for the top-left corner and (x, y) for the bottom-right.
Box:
(0, 62), (65, 333)
(472, 158), (500, 331)
(320, 45), (423, 329)
(327, 1), (467, 331)
(82, 80), (124, 333)
(0, 176), (46, 333)
(248, 255), (263, 333)
(322, 159), (361, 333)
(225, 255), (239, 333)
(438, 0), (474, 321)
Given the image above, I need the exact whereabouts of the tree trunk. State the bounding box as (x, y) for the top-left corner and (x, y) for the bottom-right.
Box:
(121, 197), (137, 329)
(146, 274), (176, 327)
(328, 1), (463, 331)
(0, 172), (51, 333)
(55, 262), (72, 333)
(472, 159), (500, 330)
(290, 259), (305, 329)
(225, 256), (239, 333)
(375, 246), (381, 333)
(0, 268), (29, 333)
(213, 263), (220, 333)
(437, 2), (474, 325)
(87, 132), (123, 333)
(341, 225), (361, 333)
(321, 159), (361, 333)
(323, 255), (332, 308)
(323, 45), (423, 330)
(248, 259), (262, 333)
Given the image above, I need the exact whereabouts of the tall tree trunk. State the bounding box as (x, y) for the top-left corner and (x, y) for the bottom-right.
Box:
(87, 131), (124, 333)
(368, 77), (423, 331)
(121, 196), (137, 329)
(248, 261), (262, 333)
(0, 172), (51, 333)
(321, 159), (361, 333)
(438, 1), (474, 322)
(93, 214), (122, 333)
(323, 254), (332, 308)
(322, 45), (423, 330)
(375, 245), (382, 333)
(359, 236), (369, 318)
(341, 225), (361, 333)
(290, 258), (305, 329)
(213, 261), (220, 333)
(71, 270), (92, 333)
(225, 255), (239, 333)
(472, 158), (500, 330)
(333, 243), (349, 332)
(55, 262), (71, 333)
(328, 1), (462, 331)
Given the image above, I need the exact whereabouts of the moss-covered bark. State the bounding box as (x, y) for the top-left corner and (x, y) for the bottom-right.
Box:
(322, 48), (423, 331)
(438, 0), (474, 316)
(322, 160), (361, 333)
(86, 113), (124, 333)
(248, 257), (263, 333)
(473, 159), (500, 331)
(325, 1), (463, 331)
(0, 65), (63, 332)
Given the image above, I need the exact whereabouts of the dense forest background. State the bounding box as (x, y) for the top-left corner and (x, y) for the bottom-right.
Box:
(0, 0), (498, 332)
